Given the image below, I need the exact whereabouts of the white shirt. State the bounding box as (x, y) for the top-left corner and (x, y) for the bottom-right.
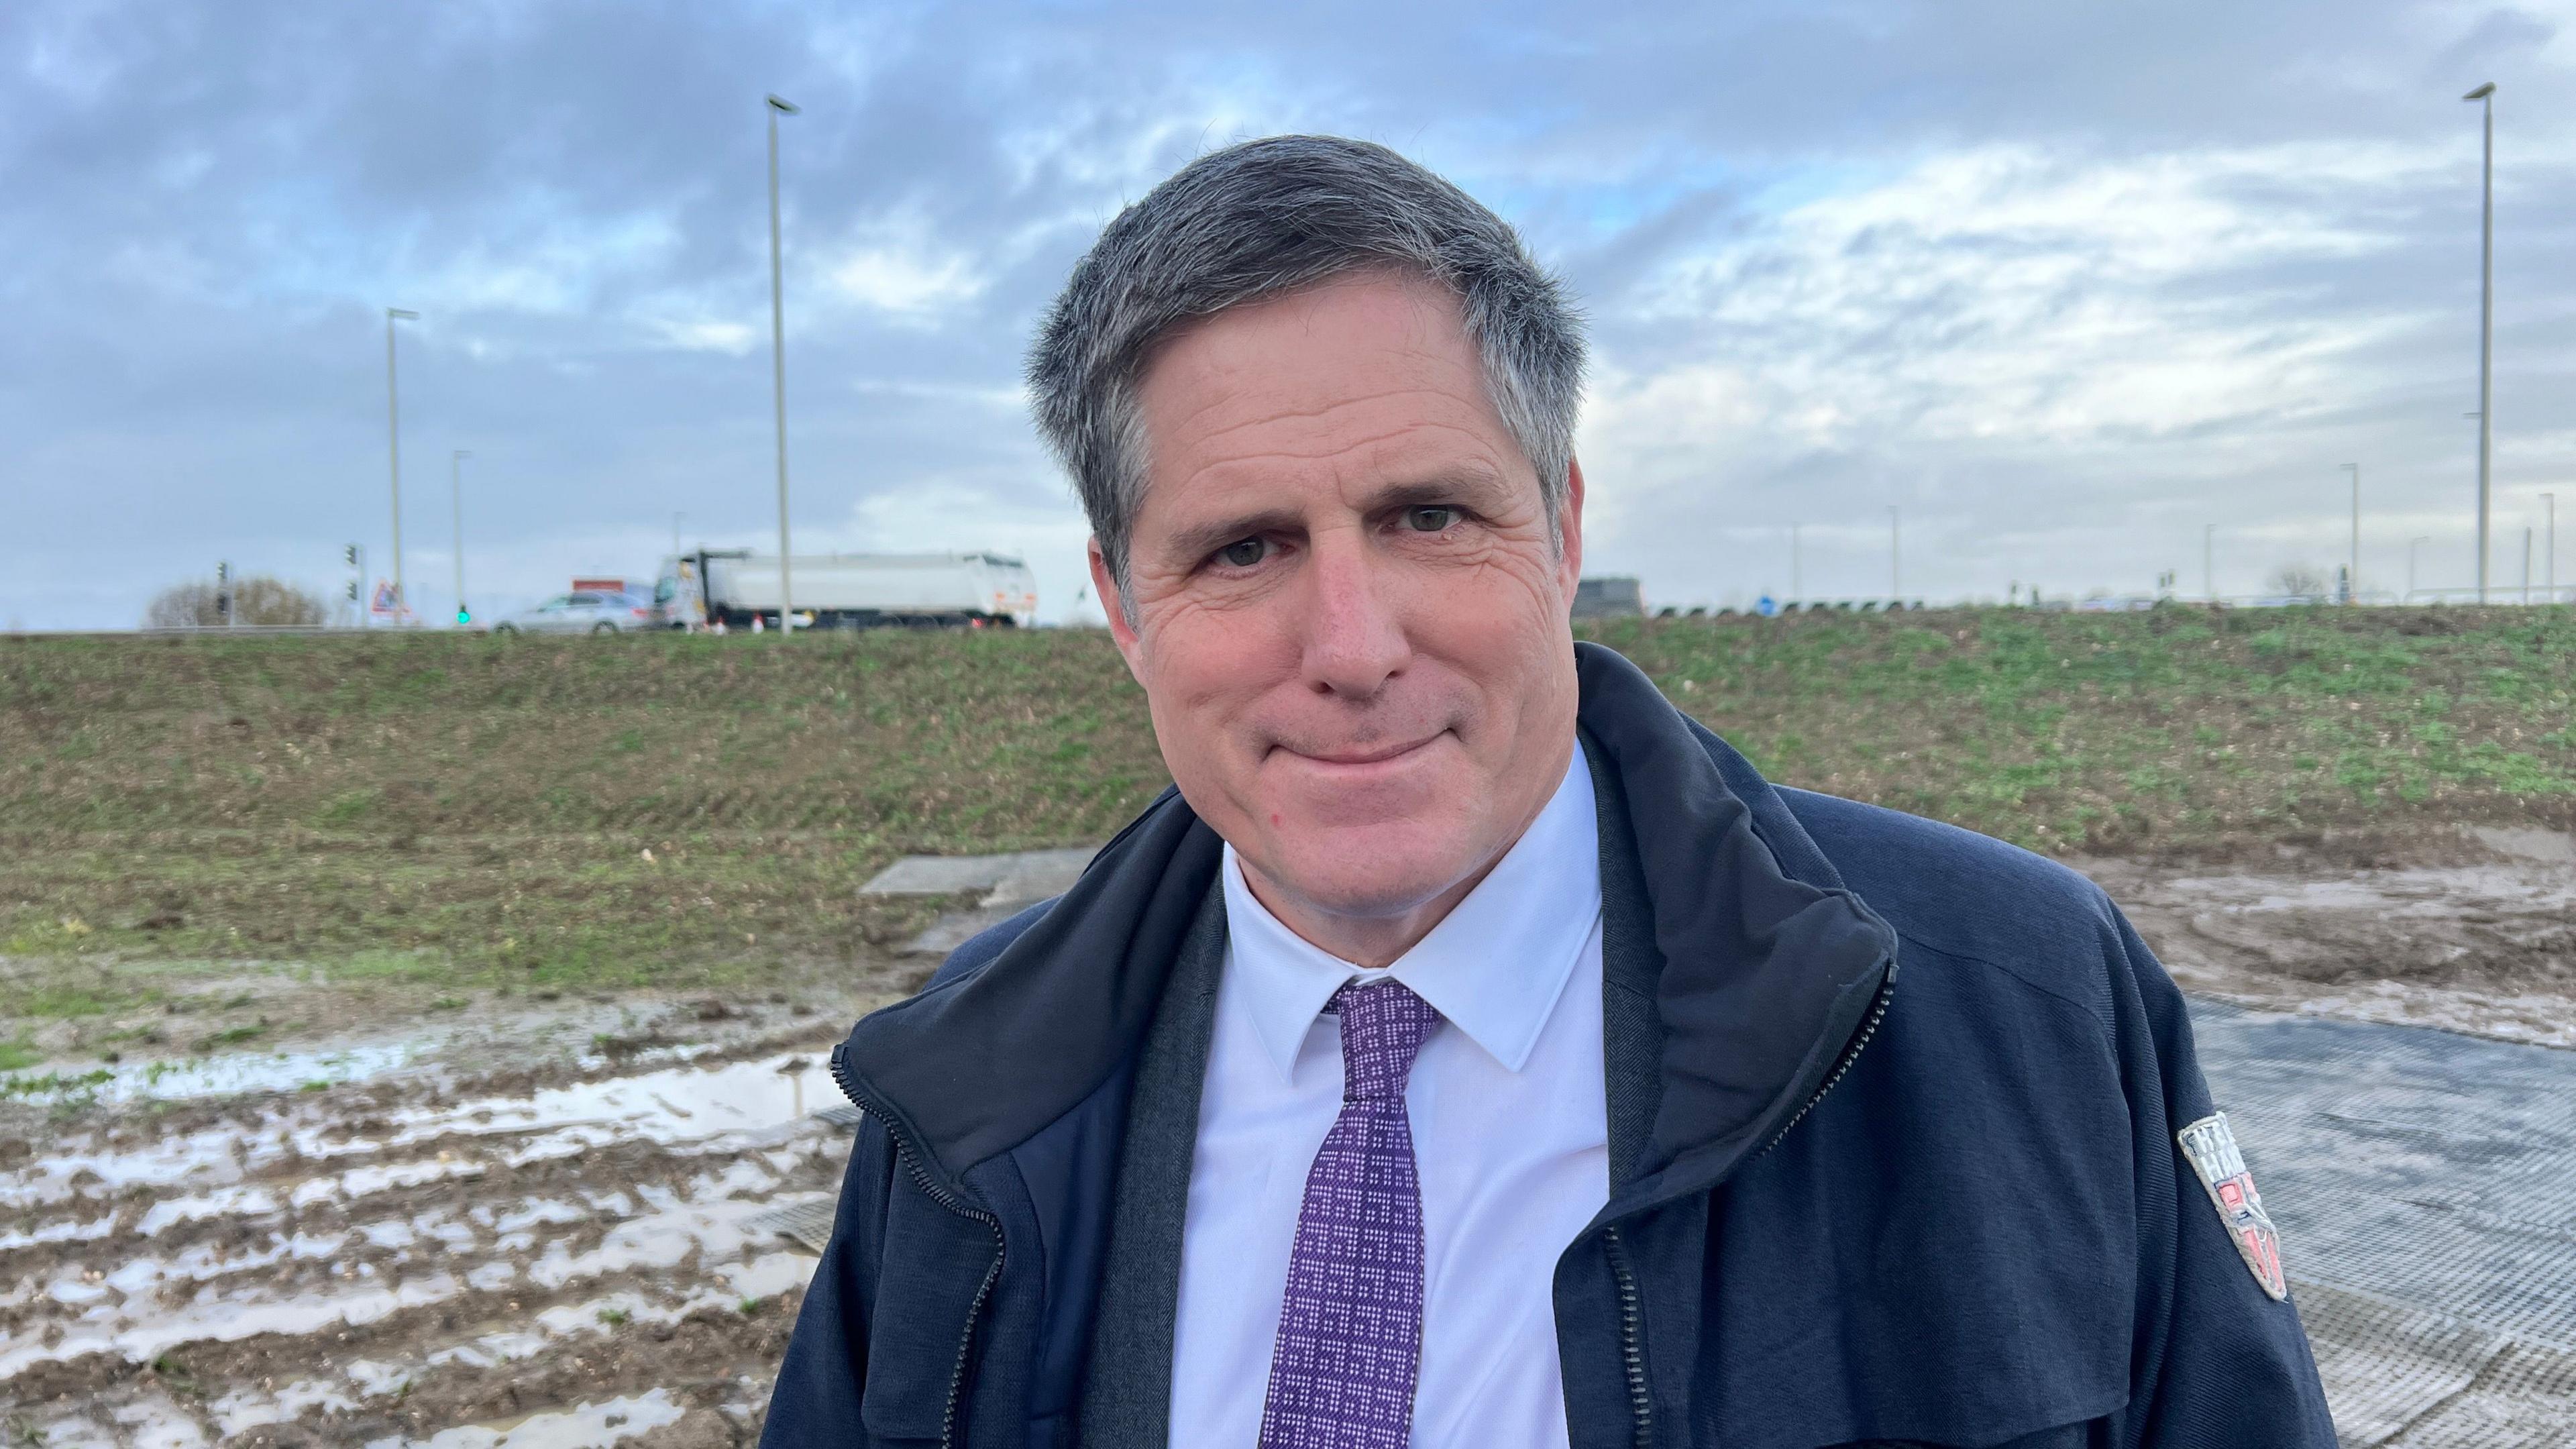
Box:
(1169, 745), (1609, 1448)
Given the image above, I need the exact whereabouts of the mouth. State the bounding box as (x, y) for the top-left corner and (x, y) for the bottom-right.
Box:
(1275, 731), (1445, 767)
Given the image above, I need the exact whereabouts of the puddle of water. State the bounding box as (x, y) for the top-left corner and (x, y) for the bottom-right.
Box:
(109, 1393), (213, 1449)
(0, 1159), (816, 1379)
(0, 998), (718, 1106)
(0, 1041), (425, 1108)
(136, 1041), (426, 1100)
(211, 1377), (360, 1438)
(2, 1050), (845, 1218)
(376, 1051), (841, 1154)
(0, 1269), (468, 1381)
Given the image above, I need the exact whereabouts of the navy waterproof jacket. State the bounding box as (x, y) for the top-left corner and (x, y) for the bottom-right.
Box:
(764, 644), (2337, 1448)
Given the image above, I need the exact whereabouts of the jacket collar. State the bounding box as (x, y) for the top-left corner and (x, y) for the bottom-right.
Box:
(836, 641), (1896, 1203)
(1574, 646), (1898, 1220)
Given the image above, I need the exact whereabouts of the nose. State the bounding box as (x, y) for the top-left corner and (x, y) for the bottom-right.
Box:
(1298, 529), (1412, 701)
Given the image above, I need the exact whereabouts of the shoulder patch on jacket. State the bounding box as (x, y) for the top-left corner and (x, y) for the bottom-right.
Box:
(2178, 1113), (2288, 1301)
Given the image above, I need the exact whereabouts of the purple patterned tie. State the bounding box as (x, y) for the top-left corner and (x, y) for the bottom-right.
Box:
(1258, 978), (1442, 1449)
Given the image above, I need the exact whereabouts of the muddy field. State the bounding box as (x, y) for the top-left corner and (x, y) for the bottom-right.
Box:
(3, 828), (2571, 1446)
(0, 960), (926, 1447)
(2084, 824), (2576, 1049)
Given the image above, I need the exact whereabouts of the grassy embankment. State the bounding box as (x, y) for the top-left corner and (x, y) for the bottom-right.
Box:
(2, 607), (2569, 1033)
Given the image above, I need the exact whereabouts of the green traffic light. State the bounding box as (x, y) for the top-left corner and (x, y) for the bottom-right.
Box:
(456, 608), (471, 625)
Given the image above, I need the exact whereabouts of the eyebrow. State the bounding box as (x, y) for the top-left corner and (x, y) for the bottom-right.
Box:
(1159, 467), (1517, 564)
(1165, 506), (1305, 565)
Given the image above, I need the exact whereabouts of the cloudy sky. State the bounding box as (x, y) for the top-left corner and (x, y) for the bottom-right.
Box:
(5, 1), (2571, 629)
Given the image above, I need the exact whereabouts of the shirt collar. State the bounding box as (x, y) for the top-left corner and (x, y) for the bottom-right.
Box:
(1220, 741), (1601, 1083)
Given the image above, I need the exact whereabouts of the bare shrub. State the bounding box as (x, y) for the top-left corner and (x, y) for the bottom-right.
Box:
(2268, 564), (2331, 600)
(144, 576), (331, 628)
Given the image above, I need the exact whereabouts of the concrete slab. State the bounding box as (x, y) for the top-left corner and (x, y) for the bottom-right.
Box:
(861, 847), (1095, 906)
(2467, 825), (2576, 870)
(899, 902), (1029, 958)
(985, 847), (1096, 909)
(864, 847), (1099, 955)
(860, 855), (1012, 896)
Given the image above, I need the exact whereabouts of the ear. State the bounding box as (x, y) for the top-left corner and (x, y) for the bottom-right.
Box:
(1088, 538), (1148, 684)
(1556, 457), (1587, 602)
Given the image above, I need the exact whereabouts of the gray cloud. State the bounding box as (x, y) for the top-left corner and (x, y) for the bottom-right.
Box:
(4, 0), (2571, 627)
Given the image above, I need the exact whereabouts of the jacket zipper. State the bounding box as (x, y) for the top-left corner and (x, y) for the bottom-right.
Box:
(1589, 955), (1896, 1448)
(1601, 1224), (1653, 1448)
(1754, 959), (1897, 1160)
(830, 1044), (1004, 1449)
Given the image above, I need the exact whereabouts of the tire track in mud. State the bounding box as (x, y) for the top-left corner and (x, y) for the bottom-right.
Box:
(1, 1031), (859, 1446)
(2079, 830), (2576, 1049)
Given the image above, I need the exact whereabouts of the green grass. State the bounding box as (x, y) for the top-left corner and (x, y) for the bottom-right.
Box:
(1592, 605), (2575, 850)
(1, 610), (2568, 1006)
(0, 1067), (114, 1102)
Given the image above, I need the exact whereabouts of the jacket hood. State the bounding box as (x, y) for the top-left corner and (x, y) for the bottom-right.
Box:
(836, 641), (1896, 1199)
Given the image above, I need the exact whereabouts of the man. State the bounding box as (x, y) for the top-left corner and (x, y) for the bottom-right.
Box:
(765, 136), (2336, 1448)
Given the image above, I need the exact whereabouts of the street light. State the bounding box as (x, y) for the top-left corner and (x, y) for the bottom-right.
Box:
(2409, 536), (2430, 599)
(451, 449), (472, 626)
(385, 307), (419, 621)
(1888, 506), (1900, 602)
(2465, 82), (2496, 602)
(766, 94), (799, 635)
(2544, 492), (2558, 602)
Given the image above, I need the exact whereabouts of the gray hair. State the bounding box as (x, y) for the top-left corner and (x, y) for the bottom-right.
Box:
(1027, 135), (1587, 598)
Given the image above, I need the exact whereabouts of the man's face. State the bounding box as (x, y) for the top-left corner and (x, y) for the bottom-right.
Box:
(1093, 270), (1584, 943)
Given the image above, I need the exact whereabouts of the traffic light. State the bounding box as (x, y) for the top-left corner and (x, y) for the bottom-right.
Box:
(215, 561), (229, 584)
(455, 606), (472, 625)
(344, 543), (359, 567)
(346, 580), (360, 602)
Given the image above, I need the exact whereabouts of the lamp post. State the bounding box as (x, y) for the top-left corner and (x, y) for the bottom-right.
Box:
(2409, 536), (2429, 599)
(766, 94), (799, 635)
(2465, 83), (2496, 603)
(2544, 493), (2557, 601)
(385, 307), (419, 621)
(2341, 464), (2359, 604)
(1888, 506), (1900, 602)
(450, 449), (472, 626)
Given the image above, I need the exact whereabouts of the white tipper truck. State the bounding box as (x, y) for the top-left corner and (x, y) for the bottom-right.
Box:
(659, 550), (1040, 631)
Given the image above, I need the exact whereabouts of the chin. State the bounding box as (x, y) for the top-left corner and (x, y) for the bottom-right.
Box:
(1258, 813), (1485, 922)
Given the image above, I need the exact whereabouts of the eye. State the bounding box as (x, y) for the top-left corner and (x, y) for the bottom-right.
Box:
(1216, 537), (1269, 568)
(1403, 506), (1458, 533)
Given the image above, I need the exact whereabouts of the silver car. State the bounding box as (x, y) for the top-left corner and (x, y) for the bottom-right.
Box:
(491, 590), (659, 635)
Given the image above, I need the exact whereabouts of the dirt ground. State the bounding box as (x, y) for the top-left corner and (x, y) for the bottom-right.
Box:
(2080, 824), (2576, 1049)
(2, 828), (2571, 1446)
(0, 953), (929, 1448)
